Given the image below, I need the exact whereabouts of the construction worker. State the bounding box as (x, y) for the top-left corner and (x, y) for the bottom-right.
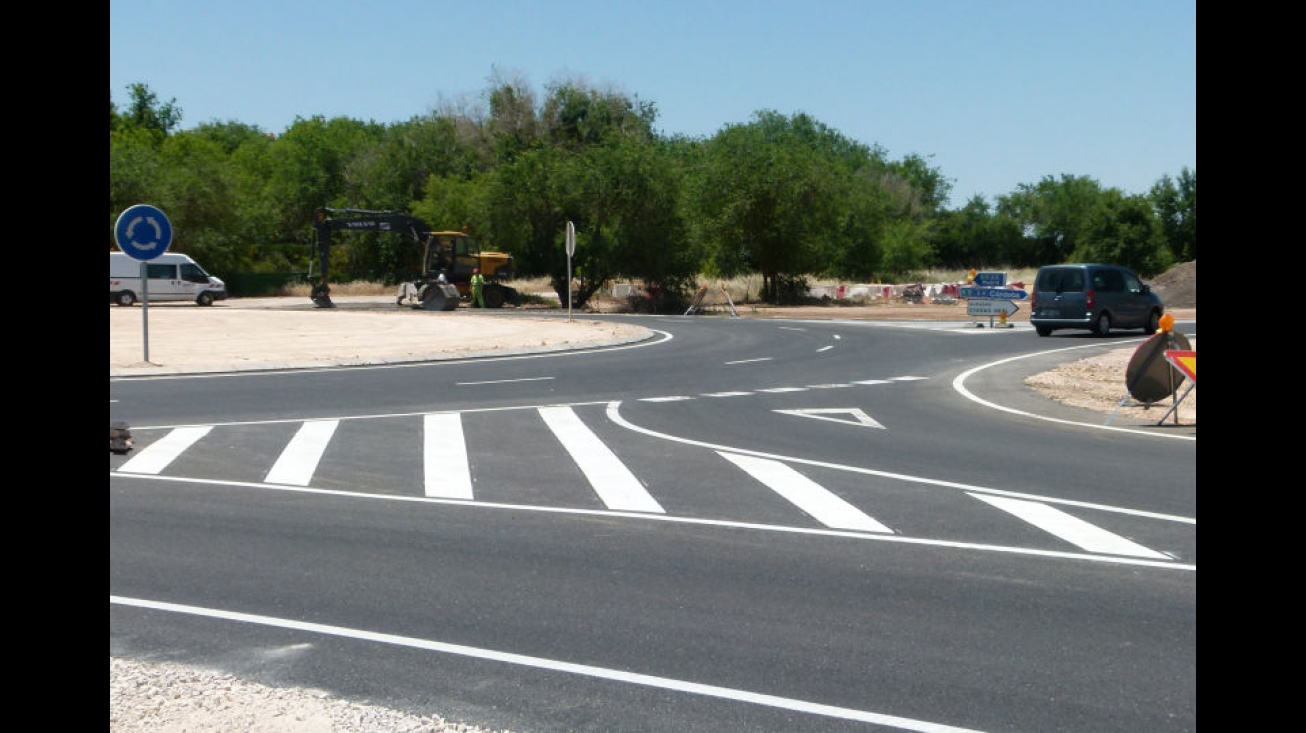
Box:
(470, 268), (485, 308)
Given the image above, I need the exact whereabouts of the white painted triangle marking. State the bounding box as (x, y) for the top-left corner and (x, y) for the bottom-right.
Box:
(774, 408), (885, 429)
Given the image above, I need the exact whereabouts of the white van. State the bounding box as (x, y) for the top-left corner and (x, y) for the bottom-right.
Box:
(110, 251), (228, 306)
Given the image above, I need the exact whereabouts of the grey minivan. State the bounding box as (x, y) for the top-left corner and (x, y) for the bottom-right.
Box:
(1029, 263), (1163, 337)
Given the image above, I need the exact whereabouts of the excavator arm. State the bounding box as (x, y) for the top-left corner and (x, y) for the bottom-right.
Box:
(309, 207), (433, 308)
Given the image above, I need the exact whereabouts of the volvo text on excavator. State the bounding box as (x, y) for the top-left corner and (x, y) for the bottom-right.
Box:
(308, 207), (520, 310)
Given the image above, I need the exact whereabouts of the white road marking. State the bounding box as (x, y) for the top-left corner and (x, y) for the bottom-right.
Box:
(539, 406), (664, 513)
(111, 472), (1196, 570)
(951, 345), (1197, 441)
(776, 408), (885, 429)
(424, 413), (473, 499)
(455, 376), (554, 386)
(110, 595), (987, 732)
(116, 426), (212, 474)
(264, 420), (339, 486)
(109, 394), (1189, 567)
(969, 494), (1170, 559)
(719, 452), (893, 533)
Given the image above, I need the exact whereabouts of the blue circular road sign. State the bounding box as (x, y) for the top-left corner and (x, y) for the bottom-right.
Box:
(114, 204), (173, 261)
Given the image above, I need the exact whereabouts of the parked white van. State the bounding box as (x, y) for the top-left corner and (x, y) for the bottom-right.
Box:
(110, 251), (228, 306)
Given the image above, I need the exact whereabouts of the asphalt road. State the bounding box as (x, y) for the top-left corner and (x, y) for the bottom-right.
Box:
(111, 312), (1195, 732)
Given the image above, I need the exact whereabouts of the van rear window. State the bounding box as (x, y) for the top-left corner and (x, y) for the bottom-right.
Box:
(1037, 268), (1084, 292)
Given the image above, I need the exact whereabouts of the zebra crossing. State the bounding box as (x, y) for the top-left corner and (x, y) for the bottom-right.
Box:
(111, 405), (1191, 565)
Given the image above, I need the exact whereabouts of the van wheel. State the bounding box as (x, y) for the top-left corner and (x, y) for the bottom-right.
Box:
(1091, 312), (1112, 336)
(197, 292), (215, 307)
(1035, 325), (1052, 337)
(115, 291), (137, 307)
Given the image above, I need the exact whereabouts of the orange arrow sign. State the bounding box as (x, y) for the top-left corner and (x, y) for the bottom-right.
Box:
(1164, 350), (1196, 383)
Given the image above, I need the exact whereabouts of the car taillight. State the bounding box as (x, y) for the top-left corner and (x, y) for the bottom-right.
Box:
(1085, 289), (1096, 308)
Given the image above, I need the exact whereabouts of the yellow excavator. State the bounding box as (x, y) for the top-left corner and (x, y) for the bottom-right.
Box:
(308, 207), (519, 310)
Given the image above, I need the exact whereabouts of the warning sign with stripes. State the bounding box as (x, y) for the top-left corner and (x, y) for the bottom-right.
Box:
(1164, 350), (1196, 383)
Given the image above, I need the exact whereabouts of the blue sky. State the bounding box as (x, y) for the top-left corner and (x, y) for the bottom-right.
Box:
(109, 0), (1196, 209)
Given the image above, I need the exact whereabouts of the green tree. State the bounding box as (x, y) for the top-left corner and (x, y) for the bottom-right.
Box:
(687, 110), (911, 299)
(151, 131), (244, 271)
(823, 167), (890, 282)
(932, 196), (1028, 269)
(996, 174), (1107, 264)
(482, 80), (683, 308)
(1072, 192), (1172, 276)
(199, 124), (301, 272)
(109, 75), (1194, 299)
(110, 92), (121, 133)
(413, 173), (490, 235)
(485, 145), (569, 281)
(564, 137), (694, 308)
(887, 153), (952, 213)
(1150, 167), (1196, 262)
(110, 127), (165, 246)
(255, 116), (390, 282)
(689, 112), (815, 300)
(117, 83), (183, 137)
(484, 70), (541, 163)
(539, 79), (658, 150)
(110, 83), (184, 245)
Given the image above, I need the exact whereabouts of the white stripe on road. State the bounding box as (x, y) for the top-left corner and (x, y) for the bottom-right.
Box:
(424, 413), (473, 499)
(538, 406), (664, 513)
(719, 452), (893, 533)
(111, 595), (986, 732)
(116, 426), (212, 474)
(264, 420), (338, 486)
(970, 494), (1169, 559)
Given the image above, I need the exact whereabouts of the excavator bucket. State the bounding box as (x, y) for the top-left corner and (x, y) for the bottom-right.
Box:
(310, 282), (335, 309)
(420, 283), (461, 311)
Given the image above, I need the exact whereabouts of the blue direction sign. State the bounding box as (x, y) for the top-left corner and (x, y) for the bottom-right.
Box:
(114, 204), (173, 261)
(972, 271), (1007, 287)
(959, 286), (1027, 300)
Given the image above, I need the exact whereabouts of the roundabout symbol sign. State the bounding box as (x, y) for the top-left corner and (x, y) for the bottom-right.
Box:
(114, 204), (173, 261)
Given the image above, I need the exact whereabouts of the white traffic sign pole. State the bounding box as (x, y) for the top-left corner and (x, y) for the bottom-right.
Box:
(141, 262), (150, 361)
(565, 221), (576, 322)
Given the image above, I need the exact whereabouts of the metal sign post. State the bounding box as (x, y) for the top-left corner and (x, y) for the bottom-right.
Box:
(565, 221), (576, 322)
(140, 261), (149, 358)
